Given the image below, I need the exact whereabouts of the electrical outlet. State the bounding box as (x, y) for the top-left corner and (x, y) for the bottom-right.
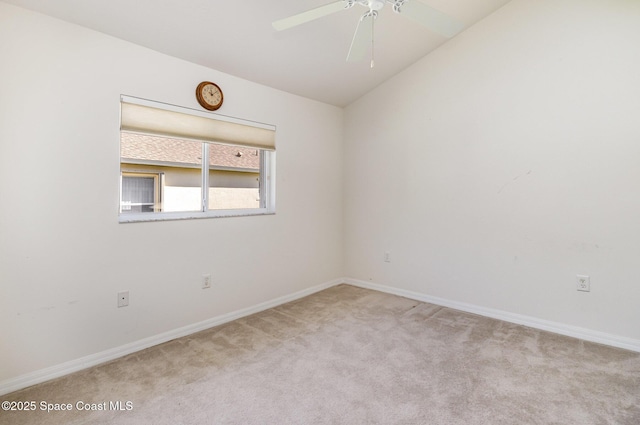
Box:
(576, 275), (590, 292)
(117, 291), (129, 307)
(202, 274), (211, 289)
(384, 251), (391, 263)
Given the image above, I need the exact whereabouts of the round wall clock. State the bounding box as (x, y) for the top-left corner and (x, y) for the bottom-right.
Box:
(196, 81), (224, 111)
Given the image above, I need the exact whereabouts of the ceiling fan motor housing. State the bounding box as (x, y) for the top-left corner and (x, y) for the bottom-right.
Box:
(368, 0), (386, 11)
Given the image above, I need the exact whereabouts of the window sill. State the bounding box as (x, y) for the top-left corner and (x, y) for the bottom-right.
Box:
(118, 209), (275, 223)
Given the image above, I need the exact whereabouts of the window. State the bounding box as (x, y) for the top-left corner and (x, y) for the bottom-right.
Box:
(119, 96), (275, 222)
(121, 172), (159, 213)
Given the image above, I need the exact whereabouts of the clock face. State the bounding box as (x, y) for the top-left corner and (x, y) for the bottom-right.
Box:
(196, 82), (223, 110)
(203, 84), (221, 105)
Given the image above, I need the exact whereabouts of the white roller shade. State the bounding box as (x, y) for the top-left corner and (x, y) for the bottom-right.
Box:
(120, 97), (275, 150)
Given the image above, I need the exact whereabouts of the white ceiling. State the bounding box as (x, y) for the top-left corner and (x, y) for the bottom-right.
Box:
(3, 0), (512, 106)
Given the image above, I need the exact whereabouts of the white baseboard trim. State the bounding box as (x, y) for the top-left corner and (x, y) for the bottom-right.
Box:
(0, 278), (342, 396)
(344, 277), (640, 353)
(5, 277), (638, 396)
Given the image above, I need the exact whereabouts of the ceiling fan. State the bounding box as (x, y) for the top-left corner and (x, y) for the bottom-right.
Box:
(273, 0), (464, 67)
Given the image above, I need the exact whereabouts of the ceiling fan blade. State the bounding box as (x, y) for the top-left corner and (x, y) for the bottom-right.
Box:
(346, 13), (374, 62)
(398, 1), (464, 38)
(273, 1), (347, 31)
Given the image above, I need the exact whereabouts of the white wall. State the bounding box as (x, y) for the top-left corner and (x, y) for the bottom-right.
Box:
(0, 3), (343, 384)
(344, 0), (640, 341)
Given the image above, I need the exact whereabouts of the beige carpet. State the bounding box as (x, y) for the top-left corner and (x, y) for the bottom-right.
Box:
(2, 284), (639, 424)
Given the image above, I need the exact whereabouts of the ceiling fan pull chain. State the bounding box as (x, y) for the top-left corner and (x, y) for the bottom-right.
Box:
(371, 11), (375, 68)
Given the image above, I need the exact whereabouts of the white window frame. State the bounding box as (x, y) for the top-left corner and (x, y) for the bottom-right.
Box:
(119, 96), (276, 223)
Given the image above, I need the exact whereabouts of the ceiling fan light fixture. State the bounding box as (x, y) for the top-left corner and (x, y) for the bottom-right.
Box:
(361, 10), (379, 20)
(391, 0), (406, 14)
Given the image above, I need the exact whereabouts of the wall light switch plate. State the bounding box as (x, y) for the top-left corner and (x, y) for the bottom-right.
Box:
(576, 275), (590, 292)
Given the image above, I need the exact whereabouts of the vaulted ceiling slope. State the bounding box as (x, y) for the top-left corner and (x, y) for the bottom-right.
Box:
(2, 0), (512, 106)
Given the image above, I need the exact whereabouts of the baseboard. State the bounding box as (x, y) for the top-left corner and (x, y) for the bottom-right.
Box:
(5, 277), (638, 396)
(344, 277), (640, 353)
(0, 278), (342, 396)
